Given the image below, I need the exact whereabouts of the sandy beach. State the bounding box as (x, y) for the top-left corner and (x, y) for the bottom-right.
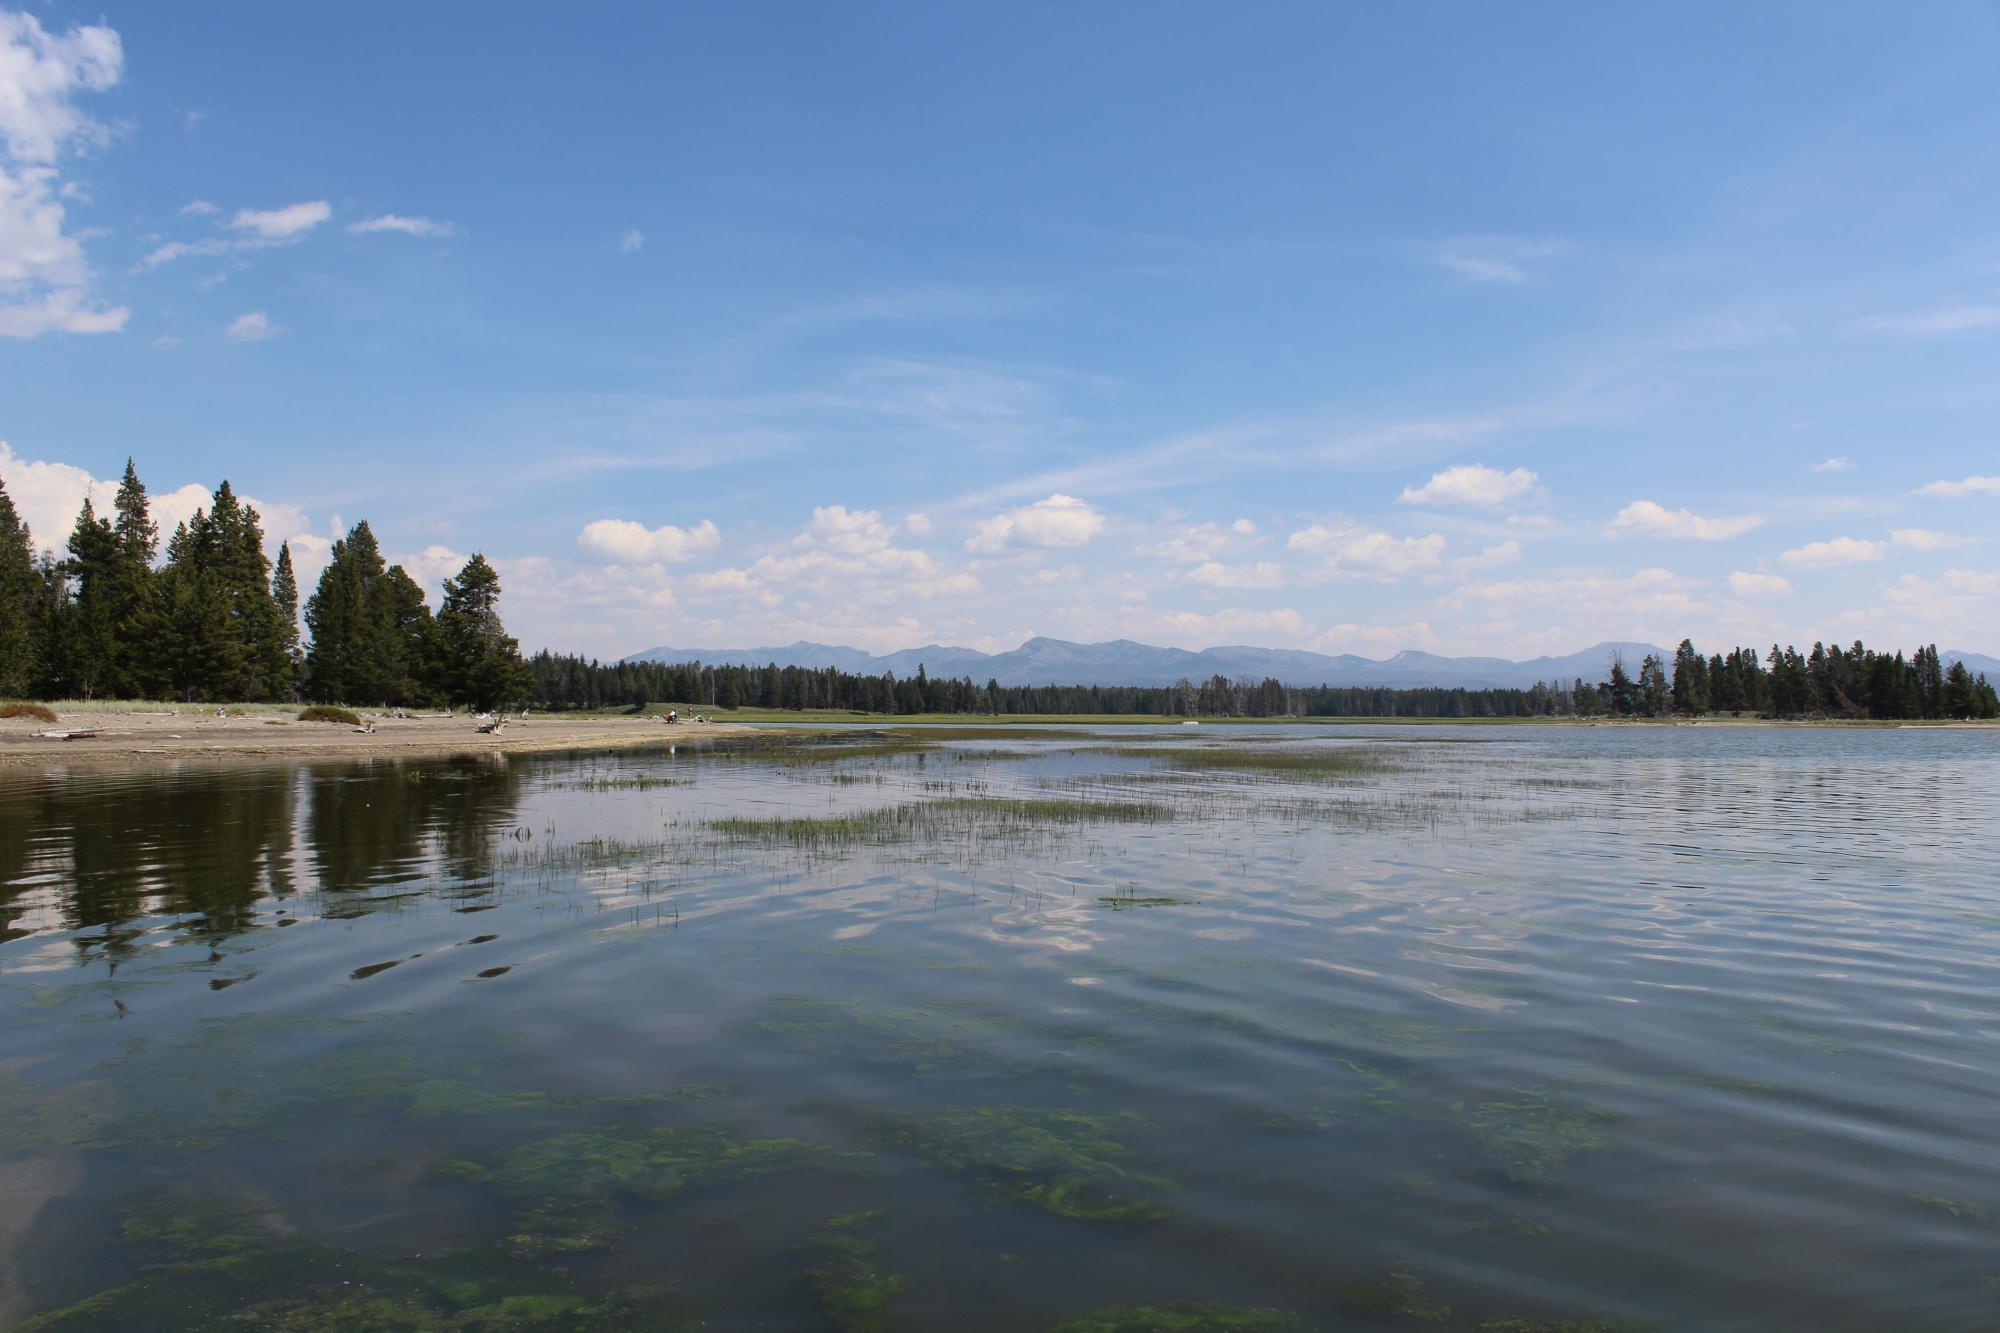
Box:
(0, 706), (759, 764)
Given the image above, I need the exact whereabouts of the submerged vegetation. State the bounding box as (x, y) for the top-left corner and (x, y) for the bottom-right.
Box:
(866, 1105), (1175, 1224)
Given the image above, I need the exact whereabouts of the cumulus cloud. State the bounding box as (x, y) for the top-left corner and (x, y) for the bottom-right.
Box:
(1608, 500), (1763, 541)
(903, 512), (934, 536)
(576, 517), (720, 564)
(0, 441), (314, 565)
(1144, 518), (1261, 564)
(1809, 456), (1853, 474)
(1310, 621), (1443, 654)
(1286, 520), (1446, 579)
(797, 505), (894, 556)
(1916, 475), (2000, 498)
(1726, 571), (1792, 598)
(1400, 464), (1538, 506)
(0, 10), (128, 337)
(349, 213), (457, 237)
(1890, 528), (1977, 551)
(1184, 560), (1283, 589)
(1148, 606), (1308, 643)
(225, 310), (280, 341)
(966, 493), (1104, 553)
(179, 199), (218, 217)
(1779, 536), (1887, 569)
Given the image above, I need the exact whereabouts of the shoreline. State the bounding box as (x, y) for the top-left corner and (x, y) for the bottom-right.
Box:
(0, 708), (763, 766)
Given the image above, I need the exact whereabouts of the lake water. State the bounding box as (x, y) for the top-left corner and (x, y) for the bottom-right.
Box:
(3, 724), (1997, 1331)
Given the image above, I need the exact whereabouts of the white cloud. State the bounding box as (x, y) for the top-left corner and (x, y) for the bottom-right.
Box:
(1147, 606), (1308, 644)
(1779, 536), (1887, 569)
(0, 11), (128, 337)
(1608, 500), (1763, 541)
(798, 505), (893, 555)
(229, 200), (330, 239)
(1143, 518), (1261, 564)
(225, 310), (280, 341)
(1184, 560), (1283, 589)
(141, 199), (334, 271)
(1809, 456), (1853, 474)
(0, 441), (314, 566)
(1399, 464), (1538, 506)
(903, 512), (934, 536)
(1422, 235), (1565, 285)
(1310, 621), (1442, 654)
(1726, 571), (1792, 598)
(576, 517), (720, 564)
(1286, 520), (1445, 579)
(179, 198), (218, 217)
(1916, 475), (2000, 498)
(1890, 528), (1977, 551)
(1855, 305), (2000, 337)
(182, 108), (208, 132)
(966, 493), (1104, 553)
(618, 228), (645, 254)
(349, 213), (458, 238)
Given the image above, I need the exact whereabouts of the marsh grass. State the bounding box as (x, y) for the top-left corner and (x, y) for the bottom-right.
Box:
(709, 796), (1176, 850)
(0, 700), (59, 723)
(1095, 743), (1407, 781)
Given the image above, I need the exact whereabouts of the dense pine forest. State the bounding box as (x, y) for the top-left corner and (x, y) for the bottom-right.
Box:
(526, 638), (1999, 721)
(4, 463), (1995, 721)
(0, 463), (528, 711)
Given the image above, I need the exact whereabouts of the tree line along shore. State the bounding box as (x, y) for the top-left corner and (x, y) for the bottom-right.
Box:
(3, 462), (1995, 723)
(523, 642), (1998, 721)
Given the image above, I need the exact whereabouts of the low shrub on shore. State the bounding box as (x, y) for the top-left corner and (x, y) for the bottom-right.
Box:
(0, 702), (59, 723)
(298, 705), (363, 726)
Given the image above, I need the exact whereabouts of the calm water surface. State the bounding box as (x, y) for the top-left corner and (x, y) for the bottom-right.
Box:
(2, 725), (1997, 1330)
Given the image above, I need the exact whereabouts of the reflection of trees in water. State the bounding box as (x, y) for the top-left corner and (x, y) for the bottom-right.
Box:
(304, 755), (523, 896)
(0, 768), (301, 953)
(0, 775), (40, 944)
(0, 756), (523, 956)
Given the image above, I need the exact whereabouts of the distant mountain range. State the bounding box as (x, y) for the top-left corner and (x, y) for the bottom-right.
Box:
(622, 637), (2000, 690)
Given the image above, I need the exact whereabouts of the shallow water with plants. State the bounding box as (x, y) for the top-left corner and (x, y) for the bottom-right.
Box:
(2, 723), (1997, 1330)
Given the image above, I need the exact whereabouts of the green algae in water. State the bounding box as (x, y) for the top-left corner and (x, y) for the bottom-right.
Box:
(1046, 1302), (1312, 1332)
(866, 1105), (1174, 1224)
(1334, 1260), (1451, 1323)
(804, 1211), (909, 1333)
(118, 1192), (287, 1262)
(490, 1124), (838, 1204)
(1466, 1087), (1613, 1180)
(21, 1224), (698, 1332)
(748, 994), (1040, 1079)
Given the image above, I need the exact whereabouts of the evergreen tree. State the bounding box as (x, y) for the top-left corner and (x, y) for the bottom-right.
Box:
(375, 564), (435, 705)
(270, 543), (302, 699)
(306, 522), (396, 703)
(59, 500), (120, 699)
(107, 459), (161, 696)
(431, 553), (527, 710)
(0, 479), (38, 696)
(1637, 653), (1670, 716)
(1670, 639), (1708, 714)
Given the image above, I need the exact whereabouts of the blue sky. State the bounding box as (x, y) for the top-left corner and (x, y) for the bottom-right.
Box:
(3, 1), (1999, 660)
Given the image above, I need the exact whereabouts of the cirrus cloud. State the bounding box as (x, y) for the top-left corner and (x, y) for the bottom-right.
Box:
(348, 213), (457, 238)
